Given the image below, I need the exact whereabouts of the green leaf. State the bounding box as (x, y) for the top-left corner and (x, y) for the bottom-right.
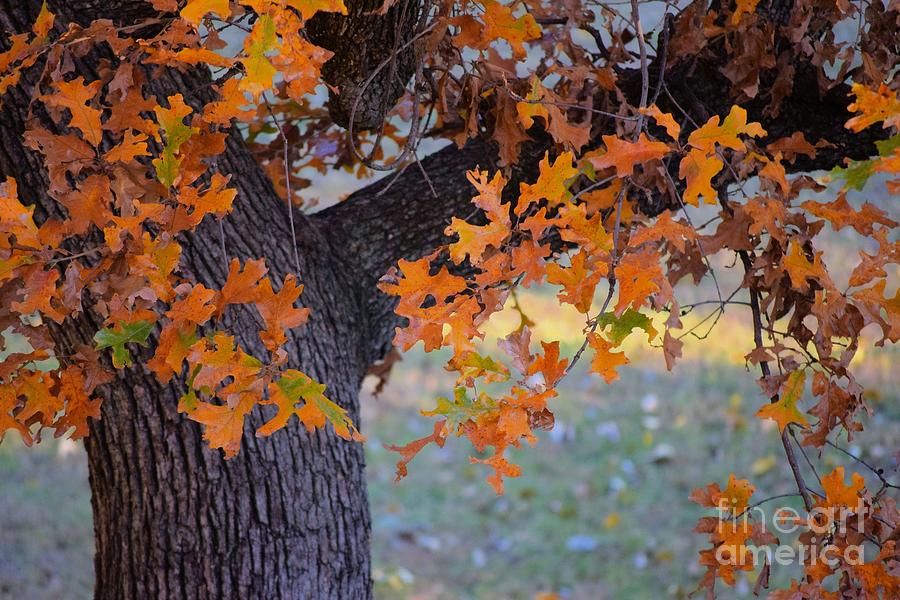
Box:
(422, 386), (496, 430)
(830, 159), (875, 191)
(876, 133), (900, 157)
(595, 309), (658, 346)
(275, 368), (327, 401)
(450, 351), (510, 383)
(153, 149), (182, 189)
(94, 320), (154, 368)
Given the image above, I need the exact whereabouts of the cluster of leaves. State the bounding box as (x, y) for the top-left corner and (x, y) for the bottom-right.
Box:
(0, 0), (898, 597)
(691, 467), (900, 599)
(374, 6), (900, 595)
(0, 0), (363, 457)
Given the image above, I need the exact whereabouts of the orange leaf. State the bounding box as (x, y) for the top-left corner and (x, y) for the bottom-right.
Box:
(43, 77), (104, 147)
(546, 250), (602, 313)
(819, 466), (865, 510)
(639, 105), (681, 140)
(254, 275), (311, 351)
(614, 250), (662, 316)
(587, 333), (629, 384)
(679, 148), (723, 206)
(687, 105), (766, 154)
(629, 211), (697, 253)
(587, 133), (670, 178)
(189, 393), (255, 459)
(446, 218), (508, 265)
(215, 258), (268, 315)
(517, 151), (578, 214)
(180, 0), (230, 25)
(384, 420), (446, 480)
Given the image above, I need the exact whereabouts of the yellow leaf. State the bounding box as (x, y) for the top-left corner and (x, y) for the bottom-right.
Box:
(756, 370), (808, 431)
(731, 0), (760, 24)
(240, 14), (278, 98)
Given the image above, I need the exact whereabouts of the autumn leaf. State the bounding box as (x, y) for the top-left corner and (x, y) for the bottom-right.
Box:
(731, 0), (760, 24)
(846, 83), (900, 132)
(31, 1), (54, 39)
(719, 474), (755, 513)
(240, 14), (278, 98)
(586, 133), (671, 178)
(587, 332), (629, 384)
(517, 152), (578, 214)
(445, 218), (508, 265)
(448, 352), (510, 384)
(104, 130), (150, 163)
(516, 76), (549, 129)
(153, 94), (198, 188)
(595, 309), (658, 345)
(679, 148), (723, 206)
(629, 211), (697, 253)
(781, 242), (828, 293)
(526, 341), (568, 389)
(189, 393), (255, 459)
(385, 420), (446, 480)
(166, 284), (216, 326)
(467, 169), (510, 226)
(215, 258), (268, 315)
(43, 77), (104, 147)
(180, 0), (230, 25)
(0, 386), (32, 445)
(614, 250), (662, 316)
(756, 370), (808, 431)
(800, 195), (897, 236)
(258, 370), (362, 440)
(254, 275), (311, 350)
(688, 106), (766, 154)
(470, 451), (521, 494)
(662, 330), (683, 371)
(285, 0), (348, 20)
(456, 0), (541, 59)
(422, 387), (497, 430)
(545, 250), (602, 313)
(818, 466), (865, 510)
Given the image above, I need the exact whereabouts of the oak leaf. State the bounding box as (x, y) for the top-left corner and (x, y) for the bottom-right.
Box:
(755, 370), (808, 431)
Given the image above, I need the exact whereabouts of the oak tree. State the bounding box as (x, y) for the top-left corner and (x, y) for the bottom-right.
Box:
(0, 0), (898, 597)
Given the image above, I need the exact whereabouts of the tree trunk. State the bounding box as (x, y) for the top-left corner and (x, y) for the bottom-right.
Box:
(1, 3), (376, 597)
(83, 348), (372, 600)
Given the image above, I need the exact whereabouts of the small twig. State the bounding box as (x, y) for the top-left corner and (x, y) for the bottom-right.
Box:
(264, 95), (302, 277)
(46, 247), (102, 265)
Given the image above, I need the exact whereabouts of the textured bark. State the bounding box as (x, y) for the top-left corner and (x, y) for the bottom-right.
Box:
(307, 0), (422, 130)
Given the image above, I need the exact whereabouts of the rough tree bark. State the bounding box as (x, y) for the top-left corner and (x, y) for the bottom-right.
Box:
(0, 0), (887, 598)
